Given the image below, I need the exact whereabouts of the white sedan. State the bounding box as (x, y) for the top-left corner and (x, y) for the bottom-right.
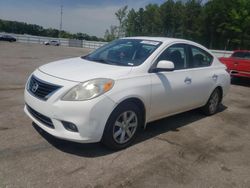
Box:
(24, 37), (230, 150)
(44, 40), (60, 46)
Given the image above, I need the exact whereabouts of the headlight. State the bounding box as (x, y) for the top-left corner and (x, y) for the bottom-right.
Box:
(62, 78), (114, 101)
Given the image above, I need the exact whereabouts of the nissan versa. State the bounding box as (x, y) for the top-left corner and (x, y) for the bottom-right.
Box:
(24, 37), (230, 150)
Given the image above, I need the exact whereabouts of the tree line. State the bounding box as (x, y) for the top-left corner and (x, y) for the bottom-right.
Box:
(0, 19), (105, 41)
(105, 0), (250, 50)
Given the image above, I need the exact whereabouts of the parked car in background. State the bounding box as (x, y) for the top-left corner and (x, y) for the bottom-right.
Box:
(24, 37), (230, 150)
(0, 34), (17, 42)
(44, 40), (60, 46)
(219, 50), (250, 79)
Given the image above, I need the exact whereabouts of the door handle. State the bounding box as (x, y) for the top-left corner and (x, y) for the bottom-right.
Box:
(212, 74), (218, 80)
(184, 77), (192, 84)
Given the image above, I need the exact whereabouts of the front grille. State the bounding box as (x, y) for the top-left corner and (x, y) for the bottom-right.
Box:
(26, 105), (54, 128)
(28, 75), (62, 100)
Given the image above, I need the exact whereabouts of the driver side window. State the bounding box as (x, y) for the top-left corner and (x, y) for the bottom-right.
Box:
(157, 44), (187, 70)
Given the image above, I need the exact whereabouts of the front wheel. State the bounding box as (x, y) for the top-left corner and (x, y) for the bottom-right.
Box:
(202, 88), (222, 115)
(102, 102), (143, 150)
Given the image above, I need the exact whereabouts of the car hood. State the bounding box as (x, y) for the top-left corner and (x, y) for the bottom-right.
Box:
(38, 57), (132, 82)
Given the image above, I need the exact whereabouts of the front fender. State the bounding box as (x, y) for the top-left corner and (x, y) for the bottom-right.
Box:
(105, 77), (151, 122)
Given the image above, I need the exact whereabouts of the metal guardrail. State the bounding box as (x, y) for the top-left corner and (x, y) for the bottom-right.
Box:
(0, 32), (233, 57)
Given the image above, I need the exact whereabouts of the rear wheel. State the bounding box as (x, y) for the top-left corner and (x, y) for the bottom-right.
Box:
(102, 102), (142, 150)
(202, 88), (221, 115)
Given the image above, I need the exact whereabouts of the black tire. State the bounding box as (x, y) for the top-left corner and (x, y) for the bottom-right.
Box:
(102, 102), (143, 150)
(202, 88), (222, 116)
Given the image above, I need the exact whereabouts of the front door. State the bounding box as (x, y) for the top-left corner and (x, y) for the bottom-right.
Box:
(149, 44), (195, 120)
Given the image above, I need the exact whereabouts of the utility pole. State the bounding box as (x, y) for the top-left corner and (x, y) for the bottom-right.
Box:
(59, 0), (63, 38)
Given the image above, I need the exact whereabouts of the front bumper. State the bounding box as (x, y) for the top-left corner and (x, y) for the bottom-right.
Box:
(230, 70), (250, 78)
(24, 70), (116, 143)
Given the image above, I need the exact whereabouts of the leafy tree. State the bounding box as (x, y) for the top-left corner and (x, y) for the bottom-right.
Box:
(104, 25), (118, 41)
(126, 8), (138, 36)
(203, 0), (235, 49)
(224, 0), (250, 49)
(143, 4), (162, 35)
(160, 0), (184, 37)
(115, 6), (128, 37)
(136, 8), (146, 35)
(120, 0), (250, 50)
(182, 0), (203, 41)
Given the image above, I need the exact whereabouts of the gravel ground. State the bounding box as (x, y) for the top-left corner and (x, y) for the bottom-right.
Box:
(0, 42), (250, 188)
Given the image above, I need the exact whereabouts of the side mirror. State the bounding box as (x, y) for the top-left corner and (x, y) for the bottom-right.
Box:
(152, 60), (175, 72)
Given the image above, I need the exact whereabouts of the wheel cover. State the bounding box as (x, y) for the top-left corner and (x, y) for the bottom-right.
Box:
(113, 111), (138, 144)
(209, 91), (219, 113)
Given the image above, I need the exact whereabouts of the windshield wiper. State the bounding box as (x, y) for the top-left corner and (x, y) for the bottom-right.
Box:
(88, 57), (119, 65)
(93, 58), (113, 64)
(82, 56), (131, 66)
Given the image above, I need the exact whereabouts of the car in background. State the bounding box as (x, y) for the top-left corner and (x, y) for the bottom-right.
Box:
(219, 50), (250, 79)
(24, 37), (230, 150)
(0, 34), (17, 42)
(44, 40), (60, 46)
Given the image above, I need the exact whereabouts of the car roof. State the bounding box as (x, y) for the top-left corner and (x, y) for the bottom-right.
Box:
(122, 36), (192, 43)
(121, 36), (209, 52)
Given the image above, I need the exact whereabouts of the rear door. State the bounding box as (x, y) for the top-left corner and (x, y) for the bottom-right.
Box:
(185, 45), (216, 105)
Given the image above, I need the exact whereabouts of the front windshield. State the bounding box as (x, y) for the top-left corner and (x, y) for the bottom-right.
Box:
(232, 52), (250, 60)
(82, 39), (162, 66)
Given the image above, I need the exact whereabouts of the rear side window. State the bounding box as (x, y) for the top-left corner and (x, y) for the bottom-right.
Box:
(189, 46), (213, 68)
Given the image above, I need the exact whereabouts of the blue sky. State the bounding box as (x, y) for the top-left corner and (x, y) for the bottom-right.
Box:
(0, 0), (165, 37)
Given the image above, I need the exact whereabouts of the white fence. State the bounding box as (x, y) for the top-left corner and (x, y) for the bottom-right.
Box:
(0, 32), (233, 57)
(210, 49), (233, 58)
(0, 32), (106, 49)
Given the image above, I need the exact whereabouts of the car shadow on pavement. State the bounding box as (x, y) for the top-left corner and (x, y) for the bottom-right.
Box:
(136, 105), (227, 144)
(32, 123), (114, 157)
(33, 105), (227, 157)
(231, 77), (250, 87)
